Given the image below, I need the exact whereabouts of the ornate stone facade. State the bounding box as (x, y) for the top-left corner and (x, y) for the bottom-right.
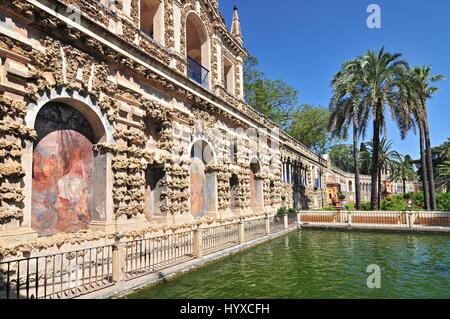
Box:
(0, 0), (418, 256)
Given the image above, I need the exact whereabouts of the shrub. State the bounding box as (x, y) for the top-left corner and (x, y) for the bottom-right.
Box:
(361, 202), (372, 211)
(437, 192), (450, 211)
(277, 207), (288, 217)
(287, 208), (298, 215)
(338, 193), (346, 200)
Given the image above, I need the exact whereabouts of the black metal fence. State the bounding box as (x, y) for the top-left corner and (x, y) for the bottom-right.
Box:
(244, 218), (266, 241)
(124, 230), (194, 280)
(288, 214), (298, 227)
(270, 216), (285, 233)
(202, 224), (239, 255)
(0, 245), (113, 299)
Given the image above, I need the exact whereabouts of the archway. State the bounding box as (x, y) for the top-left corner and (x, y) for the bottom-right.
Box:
(190, 139), (217, 217)
(230, 173), (239, 210)
(31, 101), (106, 235)
(144, 164), (166, 222)
(249, 157), (264, 209)
(186, 12), (210, 88)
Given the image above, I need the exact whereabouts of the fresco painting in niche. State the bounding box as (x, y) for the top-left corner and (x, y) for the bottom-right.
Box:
(190, 157), (206, 217)
(32, 102), (96, 235)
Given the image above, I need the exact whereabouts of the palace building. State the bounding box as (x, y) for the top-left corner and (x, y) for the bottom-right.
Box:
(0, 0), (418, 250)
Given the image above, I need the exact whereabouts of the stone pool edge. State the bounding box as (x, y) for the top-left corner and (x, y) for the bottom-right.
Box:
(76, 227), (299, 299)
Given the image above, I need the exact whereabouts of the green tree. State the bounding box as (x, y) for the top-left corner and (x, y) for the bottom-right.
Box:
(329, 144), (354, 173)
(243, 55), (299, 128)
(329, 58), (369, 209)
(366, 138), (400, 202)
(390, 154), (417, 195)
(405, 66), (445, 210)
(287, 104), (332, 154)
(337, 48), (410, 209)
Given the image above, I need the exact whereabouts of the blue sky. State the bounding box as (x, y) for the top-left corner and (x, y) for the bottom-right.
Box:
(219, 0), (450, 159)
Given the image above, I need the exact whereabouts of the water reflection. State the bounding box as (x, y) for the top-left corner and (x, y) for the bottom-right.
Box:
(127, 230), (450, 299)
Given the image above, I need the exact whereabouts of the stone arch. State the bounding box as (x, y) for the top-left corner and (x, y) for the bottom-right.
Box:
(249, 157), (264, 210)
(23, 89), (114, 235)
(189, 139), (217, 217)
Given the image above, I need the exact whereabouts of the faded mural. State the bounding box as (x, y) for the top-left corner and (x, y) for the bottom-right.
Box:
(32, 103), (95, 235)
(190, 157), (205, 217)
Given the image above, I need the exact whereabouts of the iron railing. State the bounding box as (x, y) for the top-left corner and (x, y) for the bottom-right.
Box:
(124, 230), (194, 280)
(202, 224), (239, 255)
(270, 216), (285, 233)
(188, 56), (209, 89)
(244, 218), (266, 241)
(288, 214), (298, 227)
(0, 245), (113, 299)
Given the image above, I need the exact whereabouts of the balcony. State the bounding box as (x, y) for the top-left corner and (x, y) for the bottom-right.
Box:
(188, 56), (209, 89)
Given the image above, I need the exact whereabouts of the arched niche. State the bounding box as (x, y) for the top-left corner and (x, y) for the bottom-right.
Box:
(249, 157), (264, 209)
(144, 164), (167, 223)
(229, 173), (239, 210)
(190, 139), (217, 217)
(186, 12), (210, 88)
(30, 100), (109, 236)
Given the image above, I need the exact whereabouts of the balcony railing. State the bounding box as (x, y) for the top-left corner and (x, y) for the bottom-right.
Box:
(188, 56), (209, 89)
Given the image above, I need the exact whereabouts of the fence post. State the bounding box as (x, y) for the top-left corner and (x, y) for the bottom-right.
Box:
(283, 214), (288, 229)
(112, 232), (125, 283)
(238, 220), (245, 243)
(265, 214), (271, 235)
(407, 211), (414, 228)
(346, 211), (352, 227)
(297, 211), (301, 225)
(193, 227), (203, 258)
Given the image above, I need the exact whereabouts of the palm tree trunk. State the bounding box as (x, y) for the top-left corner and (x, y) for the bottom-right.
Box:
(353, 120), (361, 209)
(418, 119), (430, 210)
(370, 103), (381, 210)
(378, 165), (382, 204)
(422, 108), (437, 210)
(402, 178), (406, 195)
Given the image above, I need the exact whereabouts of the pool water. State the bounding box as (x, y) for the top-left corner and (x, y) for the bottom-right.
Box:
(126, 229), (450, 299)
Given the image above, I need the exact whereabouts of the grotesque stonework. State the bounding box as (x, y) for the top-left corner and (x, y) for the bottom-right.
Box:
(0, 0), (416, 255)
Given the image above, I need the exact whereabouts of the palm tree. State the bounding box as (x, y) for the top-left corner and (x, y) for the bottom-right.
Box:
(329, 59), (367, 209)
(437, 160), (450, 192)
(391, 155), (417, 194)
(408, 66), (445, 210)
(342, 48), (410, 209)
(366, 138), (400, 202)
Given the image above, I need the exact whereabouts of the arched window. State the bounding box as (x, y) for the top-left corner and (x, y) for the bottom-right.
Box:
(190, 140), (217, 217)
(140, 0), (164, 43)
(186, 12), (210, 88)
(32, 101), (106, 235)
(249, 158), (264, 209)
(348, 181), (353, 192)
